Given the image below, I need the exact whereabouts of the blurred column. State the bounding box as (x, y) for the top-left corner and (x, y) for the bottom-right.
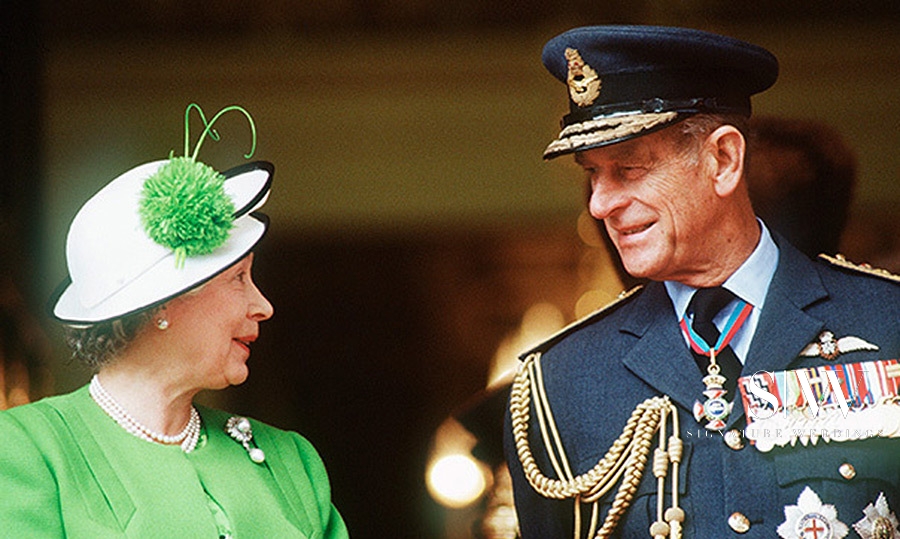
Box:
(2, 0), (43, 305)
(2, 0), (46, 406)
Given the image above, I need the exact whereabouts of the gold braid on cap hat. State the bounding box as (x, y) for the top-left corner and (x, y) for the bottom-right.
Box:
(510, 352), (684, 539)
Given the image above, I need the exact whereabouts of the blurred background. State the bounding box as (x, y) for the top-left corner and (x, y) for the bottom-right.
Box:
(2, 1), (899, 537)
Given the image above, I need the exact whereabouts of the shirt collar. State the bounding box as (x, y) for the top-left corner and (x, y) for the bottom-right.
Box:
(665, 219), (779, 320)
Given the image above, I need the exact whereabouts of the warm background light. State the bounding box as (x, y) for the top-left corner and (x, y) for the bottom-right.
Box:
(487, 302), (566, 388)
(427, 453), (490, 509)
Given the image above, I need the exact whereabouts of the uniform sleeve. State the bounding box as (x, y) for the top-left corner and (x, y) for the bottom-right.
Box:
(0, 411), (65, 539)
(288, 432), (349, 539)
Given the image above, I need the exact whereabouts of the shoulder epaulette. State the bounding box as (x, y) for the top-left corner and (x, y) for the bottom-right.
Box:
(818, 253), (900, 284)
(518, 285), (644, 360)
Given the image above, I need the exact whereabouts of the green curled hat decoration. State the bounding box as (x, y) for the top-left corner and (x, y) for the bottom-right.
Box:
(139, 103), (257, 267)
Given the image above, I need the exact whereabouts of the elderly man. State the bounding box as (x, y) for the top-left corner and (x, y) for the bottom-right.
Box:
(504, 25), (900, 538)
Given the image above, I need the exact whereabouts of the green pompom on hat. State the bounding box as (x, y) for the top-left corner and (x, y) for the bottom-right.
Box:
(138, 103), (257, 268)
(139, 156), (236, 268)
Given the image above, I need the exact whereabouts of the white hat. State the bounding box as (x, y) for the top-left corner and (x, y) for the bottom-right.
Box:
(52, 159), (273, 324)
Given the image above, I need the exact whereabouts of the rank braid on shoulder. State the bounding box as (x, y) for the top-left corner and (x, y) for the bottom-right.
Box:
(517, 285), (644, 360)
(818, 254), (900, 284)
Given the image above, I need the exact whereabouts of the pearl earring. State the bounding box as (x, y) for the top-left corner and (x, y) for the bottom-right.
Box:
(156, 318), (169, 330)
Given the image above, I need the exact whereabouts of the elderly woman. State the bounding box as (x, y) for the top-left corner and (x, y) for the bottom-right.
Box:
(0, 106), (348, 538)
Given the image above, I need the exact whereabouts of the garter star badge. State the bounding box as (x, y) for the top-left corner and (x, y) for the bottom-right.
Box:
(853, 492), (900, 539)
(565, 48), (601, 107)
(777, 486), (849, 539)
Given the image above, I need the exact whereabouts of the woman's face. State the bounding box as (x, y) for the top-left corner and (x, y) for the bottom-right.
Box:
(163, 253), (274, 390)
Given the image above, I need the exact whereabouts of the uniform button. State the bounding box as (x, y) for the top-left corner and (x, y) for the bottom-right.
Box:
(839, 462), (856, 480)
(728, 512), (750, 534)
(724, 429), (744, 450)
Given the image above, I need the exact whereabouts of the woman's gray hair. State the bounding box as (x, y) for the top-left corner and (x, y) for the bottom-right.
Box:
(61, 271), (212, 370)
(63, 307), (158, 370)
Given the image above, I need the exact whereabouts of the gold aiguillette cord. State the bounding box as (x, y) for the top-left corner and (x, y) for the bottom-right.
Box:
(510, 352), (684, 539)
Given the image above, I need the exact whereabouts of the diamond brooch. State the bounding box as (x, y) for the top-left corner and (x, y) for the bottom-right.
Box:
(225, 416), (266, 464)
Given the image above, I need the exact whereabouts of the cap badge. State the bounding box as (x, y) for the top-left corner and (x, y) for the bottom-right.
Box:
(800, 330), (879, 360)
(564, 48), (601, 107)
(777, 486), (849, 539)
(853, 492), (900, 539)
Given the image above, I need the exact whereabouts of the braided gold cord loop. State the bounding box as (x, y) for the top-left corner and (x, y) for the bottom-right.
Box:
(510, 352), (683, 538)
(511, 355), (658, 499)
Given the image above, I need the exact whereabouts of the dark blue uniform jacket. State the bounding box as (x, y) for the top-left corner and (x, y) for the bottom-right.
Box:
(505, 238), (900, 538)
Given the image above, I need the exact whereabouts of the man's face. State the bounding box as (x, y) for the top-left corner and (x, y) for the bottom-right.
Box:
(577, 128), (721, 283)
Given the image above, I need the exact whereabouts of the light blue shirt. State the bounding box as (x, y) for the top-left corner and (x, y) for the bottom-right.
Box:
(664, 220), (779, 363)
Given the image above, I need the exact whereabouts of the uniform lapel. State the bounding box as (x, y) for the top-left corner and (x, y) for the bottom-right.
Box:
(730, 240), (828, 425)
(621, 282), (702, 412)
(619, 241), (830, 427)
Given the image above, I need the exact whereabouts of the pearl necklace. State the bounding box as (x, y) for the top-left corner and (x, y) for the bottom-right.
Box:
(89, 375), (201, 453)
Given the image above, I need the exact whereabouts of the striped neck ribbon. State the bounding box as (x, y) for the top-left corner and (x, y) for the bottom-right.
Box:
(679, 298), (753, 358)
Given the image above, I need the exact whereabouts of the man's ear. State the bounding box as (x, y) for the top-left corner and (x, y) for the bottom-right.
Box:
(706, 125), (746, 197)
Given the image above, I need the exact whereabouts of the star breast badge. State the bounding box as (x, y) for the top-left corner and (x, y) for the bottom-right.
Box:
(777, 486), (848, 539)
(853, 492), (900, 539)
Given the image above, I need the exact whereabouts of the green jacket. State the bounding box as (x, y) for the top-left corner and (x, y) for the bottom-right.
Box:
(0, 386), (348, 538)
